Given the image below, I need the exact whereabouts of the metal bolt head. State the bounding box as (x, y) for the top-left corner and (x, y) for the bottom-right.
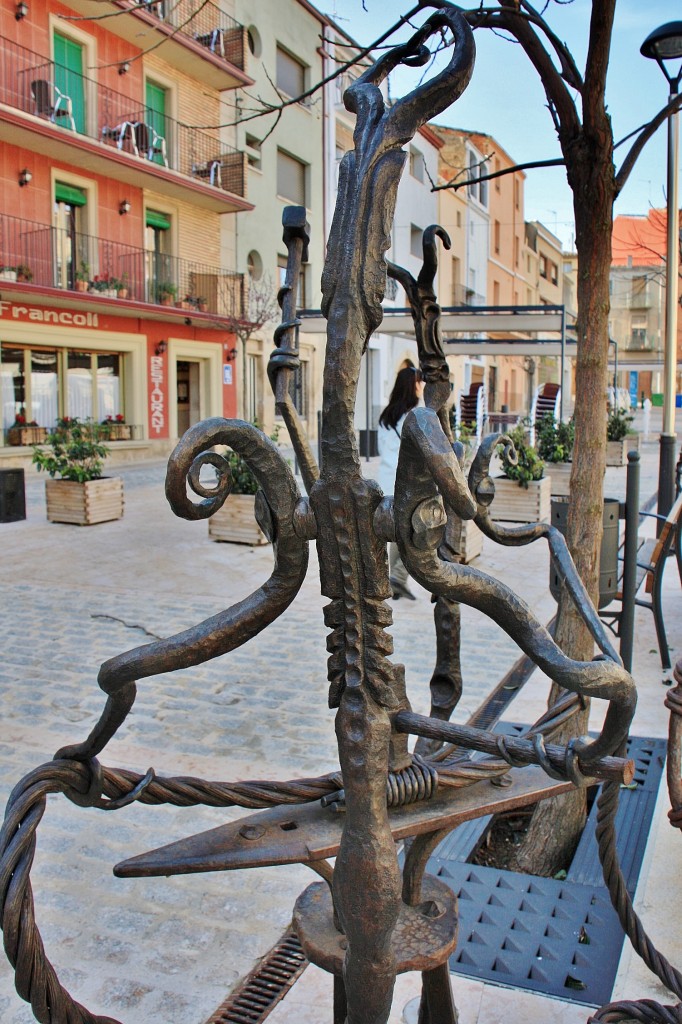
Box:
(239, 824), (266, 841)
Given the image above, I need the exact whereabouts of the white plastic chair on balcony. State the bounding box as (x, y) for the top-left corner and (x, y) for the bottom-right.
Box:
(133, 122), (168, 167)
(31, 80), (76, 132)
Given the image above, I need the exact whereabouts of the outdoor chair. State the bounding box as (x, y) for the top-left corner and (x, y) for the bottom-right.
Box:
(529, 381), (561, 444)
(457, 381), (486, 442)
(134, 122), (168, 167)
(191, 158), (222, 186)
(31, 79), (76, 132)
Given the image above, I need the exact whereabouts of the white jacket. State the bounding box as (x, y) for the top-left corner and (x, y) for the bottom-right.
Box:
(376, 414), (405, 495)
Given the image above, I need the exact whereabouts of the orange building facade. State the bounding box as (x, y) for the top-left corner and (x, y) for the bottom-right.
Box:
(0, 0), (253, 461)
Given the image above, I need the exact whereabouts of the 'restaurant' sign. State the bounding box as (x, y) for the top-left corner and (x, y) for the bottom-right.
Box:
(0, 301), (99, 327)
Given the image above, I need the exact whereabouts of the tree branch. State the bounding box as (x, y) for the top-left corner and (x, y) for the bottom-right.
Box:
(615, 93), (682, 196)
(432, 156), (565, 192)
(582, 0), (616, 137)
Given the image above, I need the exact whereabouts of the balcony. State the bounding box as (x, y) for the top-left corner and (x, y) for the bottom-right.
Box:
(0, 39), (250, 213)
(0, 214), (245, 321)
(60, 0), (251, 91)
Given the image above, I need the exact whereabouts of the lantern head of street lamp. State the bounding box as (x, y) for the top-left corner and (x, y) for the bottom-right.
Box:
(641, 21), (682, 90)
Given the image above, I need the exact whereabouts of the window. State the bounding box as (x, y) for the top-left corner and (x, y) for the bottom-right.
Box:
(549, 260), (558, 285)
(456, 210), (461, 229)
(493, 280), (500, 305)
(247, 250), (263, 281)
(245, 353), (259, 422)
(494, 158), (500, 191)
(145, 208), (173, 301)
(245, 134), (262, 171)
(247, 26), (262, 58)
(276, 46), (305, 99)
(277, 149), (306, 206)
(630, 327), (647, 348)
(278, 254), (305, 307)
(54, 32), (85, 133)
(539, 254), (548, 279)
(1, 345), (59, 430)
(514, 236), (520, 267)
(53, 181), (88, 291)
(291, 360), (309, 418)
(409, 147), (424, 182)
(493, 220), (500, 254)
(514, 178), (520, 209)
(410, 224), (423, 258)
(467, 150), (487, 207)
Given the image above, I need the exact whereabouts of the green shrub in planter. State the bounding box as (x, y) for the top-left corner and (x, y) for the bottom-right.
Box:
(499, 424), (545, 489)
(32, 417), (110, 482)
(607, 408), (634, 441)
(537, 414), (574, 464)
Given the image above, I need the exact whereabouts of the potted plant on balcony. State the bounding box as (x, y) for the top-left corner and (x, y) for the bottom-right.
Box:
(208, 427), (279, 546)
(90, 274), (119, 299)
(7, 411), (47, 446)
(157, 282), (177, 306)
(16, 264), (33, 283)
(32, 418), (124, 525)
(197, 297), (208, 313)
(117, 273), (130, 300)
(490, 423), (550, 523)
(101, 413), (132, 441)
(0, 266), (17, 282)
(536, 413), (574, 496)
(606, 408), (639, 466)
(76, 261), (90, 292)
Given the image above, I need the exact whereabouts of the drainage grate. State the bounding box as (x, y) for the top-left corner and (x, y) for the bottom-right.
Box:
(427, 733), (666, 1005)
(204, 930), (308, 1024)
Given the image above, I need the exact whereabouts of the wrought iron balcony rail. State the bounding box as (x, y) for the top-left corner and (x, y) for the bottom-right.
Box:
(1, 38), (246, 198)
(130, 0), (246, 70)
(0, 214), (245, 320)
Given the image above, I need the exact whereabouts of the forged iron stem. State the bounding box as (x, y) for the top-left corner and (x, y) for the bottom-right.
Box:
(394, 711), (634, 784)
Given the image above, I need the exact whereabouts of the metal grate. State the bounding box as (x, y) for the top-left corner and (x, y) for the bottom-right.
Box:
(428, 734), (666, 1005)
(204, 930), (308, 1024)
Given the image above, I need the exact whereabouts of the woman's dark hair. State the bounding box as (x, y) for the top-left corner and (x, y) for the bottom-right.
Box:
(379, 366), (424, 431)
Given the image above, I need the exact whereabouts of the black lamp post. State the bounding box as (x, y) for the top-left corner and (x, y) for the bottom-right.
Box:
(640, 22), (682, 519)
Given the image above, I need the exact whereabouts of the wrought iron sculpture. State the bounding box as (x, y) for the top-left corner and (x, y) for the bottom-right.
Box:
(1, 8), (680, 1024)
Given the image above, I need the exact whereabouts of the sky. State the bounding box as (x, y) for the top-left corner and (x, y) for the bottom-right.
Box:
(318, 0), (680, 250)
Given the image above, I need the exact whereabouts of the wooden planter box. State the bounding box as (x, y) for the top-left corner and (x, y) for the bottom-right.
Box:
(489, 475), (551, 523)
(547, 461), (572, 497)
(45, 477), (124, 525)
(7, 425), (48, 446)
(102, 423), (132, 441)
(606, 435), (640, 467)
(448, 515), (484, 564)
(208, 493), (268, 546)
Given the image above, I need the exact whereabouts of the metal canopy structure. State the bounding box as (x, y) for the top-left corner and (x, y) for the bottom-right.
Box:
(298, 303), (566, 338)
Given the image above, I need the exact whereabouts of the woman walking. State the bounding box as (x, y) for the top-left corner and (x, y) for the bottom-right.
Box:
(377, 365), (425, 600)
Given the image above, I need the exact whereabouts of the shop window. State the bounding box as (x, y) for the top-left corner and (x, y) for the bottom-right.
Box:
(97, 354), (122, 420)
(31, 350), (58, 427)
(276, 46), (305, 100)
(67, 350), (93, 419)
(1, 347), (27, 431)
(277, 150), (306, 206)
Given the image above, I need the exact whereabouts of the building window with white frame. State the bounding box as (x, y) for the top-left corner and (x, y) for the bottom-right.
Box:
(409, 147), (424, 182)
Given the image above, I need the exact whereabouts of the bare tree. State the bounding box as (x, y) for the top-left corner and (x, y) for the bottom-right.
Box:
(221, 275), (279, 421)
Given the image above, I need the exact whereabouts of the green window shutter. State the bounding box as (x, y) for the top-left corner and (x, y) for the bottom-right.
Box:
(53, 33), (85, 134)
(145, 81), (167, 165)
(55, 182), (87, 206)
(145, 209), (171, 230)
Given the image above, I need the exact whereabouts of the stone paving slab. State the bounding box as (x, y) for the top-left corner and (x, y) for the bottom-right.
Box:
(0, 430), (679, 1024)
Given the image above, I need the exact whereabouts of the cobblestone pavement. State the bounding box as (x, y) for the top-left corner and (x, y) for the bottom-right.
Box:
(0, 419), (679, 1024)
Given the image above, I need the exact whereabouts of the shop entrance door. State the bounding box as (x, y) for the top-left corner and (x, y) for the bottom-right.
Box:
(176, 360), (200, 437)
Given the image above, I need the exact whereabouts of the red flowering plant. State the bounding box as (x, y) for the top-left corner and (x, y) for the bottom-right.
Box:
(12, 411), (38, 427)
(101, 413), (126, 425)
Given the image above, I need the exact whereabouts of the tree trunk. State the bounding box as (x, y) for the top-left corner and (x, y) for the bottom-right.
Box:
(512, 64), (616, 874)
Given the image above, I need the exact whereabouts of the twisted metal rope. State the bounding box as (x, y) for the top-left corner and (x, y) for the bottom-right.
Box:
(591, 1000), (682, 1024)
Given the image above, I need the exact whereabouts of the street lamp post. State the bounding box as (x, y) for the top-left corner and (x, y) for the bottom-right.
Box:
(641, 22), (682, 519)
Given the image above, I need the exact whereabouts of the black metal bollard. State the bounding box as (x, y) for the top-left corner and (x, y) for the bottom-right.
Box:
(619, 450), (640, 672)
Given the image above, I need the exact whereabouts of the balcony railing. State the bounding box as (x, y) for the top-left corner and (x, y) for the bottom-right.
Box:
(1, 38), (246, 198)
(0, 214), (244, 320)
(131, 0), (246, 71)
